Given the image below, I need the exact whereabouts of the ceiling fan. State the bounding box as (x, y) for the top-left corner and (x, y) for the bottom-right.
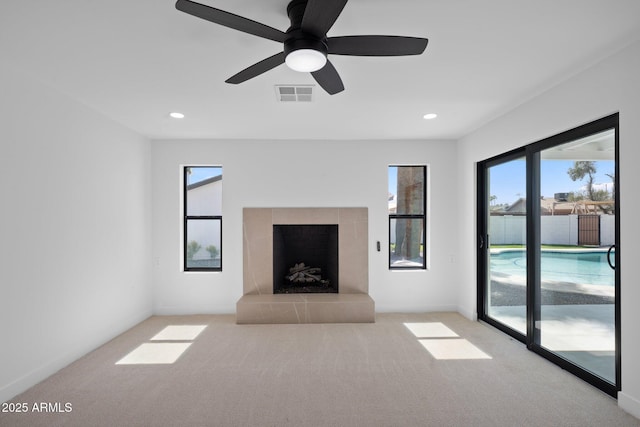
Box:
(175, 0), (429, 95)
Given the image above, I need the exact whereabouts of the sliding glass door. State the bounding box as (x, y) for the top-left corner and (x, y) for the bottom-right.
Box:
(537, 129), (617, 384)
(478, 114), (620, 396)
(482, 154), (527, 336)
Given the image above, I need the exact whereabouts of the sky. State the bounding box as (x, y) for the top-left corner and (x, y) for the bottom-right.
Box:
(388, 166), (398, 195)
(186, 166), (222, 186)
(489, 159), (615, 206)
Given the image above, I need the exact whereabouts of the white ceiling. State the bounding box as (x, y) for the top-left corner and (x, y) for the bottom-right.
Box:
(2, 0), (640, 141)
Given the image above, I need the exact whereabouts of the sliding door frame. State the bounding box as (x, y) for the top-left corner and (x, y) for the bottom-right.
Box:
(477, 147), (527, 344)
(477, 113), (620, 397)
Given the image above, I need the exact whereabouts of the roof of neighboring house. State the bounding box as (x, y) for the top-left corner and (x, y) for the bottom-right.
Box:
(540, 197), (575, 215)
(540, 197), (615, 215)
(505, 198), (526, 213)
(187, 174), (222, 191)
(492, 196), (615, 216)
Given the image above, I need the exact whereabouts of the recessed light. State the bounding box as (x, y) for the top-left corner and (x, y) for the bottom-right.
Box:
(423, 113), (438, 120)
(169, 112), (185, 119)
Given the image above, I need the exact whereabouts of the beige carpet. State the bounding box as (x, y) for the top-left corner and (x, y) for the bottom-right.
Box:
(1, 312), (638, 427)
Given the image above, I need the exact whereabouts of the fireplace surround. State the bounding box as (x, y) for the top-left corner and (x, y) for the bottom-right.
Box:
(237, 207), (374, 324)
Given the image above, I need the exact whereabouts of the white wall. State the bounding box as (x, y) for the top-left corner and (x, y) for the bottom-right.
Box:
(456, 40), (640, 415)
(541, 216), (577, 246)
(489, 215), (614, 246)
(151, 139), (459, 314)
(601, 214), (616, 247)
(0, 64), (153, 403)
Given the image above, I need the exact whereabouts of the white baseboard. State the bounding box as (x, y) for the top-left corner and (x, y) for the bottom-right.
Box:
(374, 304), (458, 314)
(618, 391), (640, 420)
(153, 305), (236, 316)
(457, 306), (478, 321)
(1, 353), (75, 405)
(0, 311), (151, 404)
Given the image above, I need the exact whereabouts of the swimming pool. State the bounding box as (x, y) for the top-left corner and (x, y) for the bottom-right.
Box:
(490, 250), (615, 286)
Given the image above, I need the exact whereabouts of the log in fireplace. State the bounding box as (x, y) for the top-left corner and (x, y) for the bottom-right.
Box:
(272, 224), (338, 294)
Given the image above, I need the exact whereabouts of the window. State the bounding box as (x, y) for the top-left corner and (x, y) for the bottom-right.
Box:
(183, 166), (222, 271)
(389, 165), (426, 269)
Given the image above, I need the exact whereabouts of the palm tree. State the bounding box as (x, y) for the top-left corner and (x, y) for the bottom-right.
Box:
(394, 167), (423, 260)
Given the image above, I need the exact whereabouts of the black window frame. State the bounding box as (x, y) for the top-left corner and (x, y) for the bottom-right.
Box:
(183, 166), (222, 272)
(389, 165), (427, 270)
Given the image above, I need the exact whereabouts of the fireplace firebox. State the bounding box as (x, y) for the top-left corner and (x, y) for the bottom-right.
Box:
(273, 224), (338, 294)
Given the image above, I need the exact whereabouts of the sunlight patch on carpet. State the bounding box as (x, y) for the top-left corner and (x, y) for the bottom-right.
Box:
(404, 322), (459, 338)
(116, 343), (192, 365)
(419, 338), (492, 360)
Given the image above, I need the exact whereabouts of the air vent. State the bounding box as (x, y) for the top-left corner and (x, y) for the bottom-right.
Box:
(275, 85), (314, 102)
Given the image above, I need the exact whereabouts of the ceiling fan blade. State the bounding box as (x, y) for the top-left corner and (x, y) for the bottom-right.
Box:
(176, 0), (286, 43)
(328, 36), (428, 56)
(301, 0), (348, 38)
(225, 52), (286, 84)
(311, 60), (344, 95)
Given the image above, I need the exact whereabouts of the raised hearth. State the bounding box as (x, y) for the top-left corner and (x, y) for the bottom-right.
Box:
(238, 207), (374, 324)
(237, 294), (374, 324)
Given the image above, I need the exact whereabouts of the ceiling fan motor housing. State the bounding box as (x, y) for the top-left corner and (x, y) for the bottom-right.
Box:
(284, 0), (328, 58)
(284, 33), (328, 58)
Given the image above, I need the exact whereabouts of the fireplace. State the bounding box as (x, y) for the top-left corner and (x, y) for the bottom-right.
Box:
(238, 208), (374, 324)
(273, 224), (338, 294)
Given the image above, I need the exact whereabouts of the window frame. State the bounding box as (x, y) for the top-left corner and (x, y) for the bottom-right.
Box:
(389, 165), (427, 270)
(183, 166), (222, 272)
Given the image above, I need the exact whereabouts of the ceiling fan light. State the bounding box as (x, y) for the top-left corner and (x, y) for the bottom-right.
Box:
(285, 49), (327, 72)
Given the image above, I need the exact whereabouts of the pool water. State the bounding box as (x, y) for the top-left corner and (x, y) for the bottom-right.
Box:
(490, 250), (615, 286)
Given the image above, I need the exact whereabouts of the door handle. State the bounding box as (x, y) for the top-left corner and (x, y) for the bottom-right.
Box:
(479, 235), (484, 249)
(607, 245), (615, 270)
